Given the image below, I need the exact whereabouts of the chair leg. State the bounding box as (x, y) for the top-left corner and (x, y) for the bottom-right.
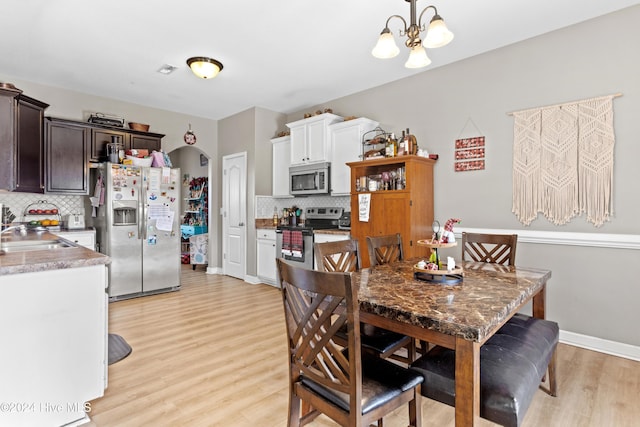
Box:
(407, 339), (416, 364)
(289, 393), (301, 427)
(547, 347), (558, 397)
(417, 339), (429, 355)
(409, 386), (422, 427)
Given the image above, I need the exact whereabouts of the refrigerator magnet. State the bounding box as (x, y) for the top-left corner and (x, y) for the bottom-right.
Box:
(148, 235), (157, 245)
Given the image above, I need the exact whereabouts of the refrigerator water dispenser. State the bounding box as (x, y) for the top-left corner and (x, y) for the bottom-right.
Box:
(112, 201), (137, 226)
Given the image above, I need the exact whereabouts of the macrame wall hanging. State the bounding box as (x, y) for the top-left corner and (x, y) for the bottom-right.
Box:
(509, 93), (620, 227)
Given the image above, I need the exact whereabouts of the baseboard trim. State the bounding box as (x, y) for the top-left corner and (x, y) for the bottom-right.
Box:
(455, 227), (640, 250)
(245, 275), (261, 285)
(206, 266), (222, 275)
(560, 330), (640, 361)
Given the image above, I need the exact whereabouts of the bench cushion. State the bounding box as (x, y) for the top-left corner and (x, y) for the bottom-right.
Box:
(410, 314), (558, 427)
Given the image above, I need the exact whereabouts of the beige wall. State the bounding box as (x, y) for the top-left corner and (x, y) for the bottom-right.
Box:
(217, 107), (286, 276)
(284, 6), (640, 348)
(0, 77), (221, 267)
(2, 6), (638, 349)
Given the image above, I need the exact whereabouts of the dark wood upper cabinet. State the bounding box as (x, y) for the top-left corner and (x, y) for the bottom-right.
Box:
(91, 128), (129, 162)
(0, 89), (49, 192)
(130, 134), (162, 152)
(3, 88), (164, 194)
(45, 118), (90, 194)
(91, 126), (164, 161)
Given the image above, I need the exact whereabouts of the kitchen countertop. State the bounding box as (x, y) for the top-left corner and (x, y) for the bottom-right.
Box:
(255, 219), (276, 229)
(254, 219), (350, 235)
(0, 229), (109, 276)
(314, 229), (350, 235)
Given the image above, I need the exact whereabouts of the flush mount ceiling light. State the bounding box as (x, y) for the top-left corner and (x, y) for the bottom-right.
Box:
(371, 0), (454, 69)
(186, 56), (224, 79)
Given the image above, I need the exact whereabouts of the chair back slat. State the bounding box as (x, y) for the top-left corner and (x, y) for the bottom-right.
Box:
(277, 259), (362, 404)
(314, 239), (361, 273)
(366, 234), (404, 267)
(461, 232), (517, 265)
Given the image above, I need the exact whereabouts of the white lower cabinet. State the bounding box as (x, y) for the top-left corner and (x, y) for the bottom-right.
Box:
(55, 229), (96, 250)
(256, 228), (277, 286)
(0, 264), (107, 426)
(313, 232), (350, 270)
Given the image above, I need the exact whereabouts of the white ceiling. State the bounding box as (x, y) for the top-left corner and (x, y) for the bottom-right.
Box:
(1, 0), (638, 120)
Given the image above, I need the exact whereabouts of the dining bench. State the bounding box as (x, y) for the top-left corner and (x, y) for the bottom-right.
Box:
(410, 313), (559, 427)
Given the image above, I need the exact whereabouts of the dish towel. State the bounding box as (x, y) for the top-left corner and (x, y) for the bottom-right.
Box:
(291, 230), (304, 259)
(281, 230), (292, 256)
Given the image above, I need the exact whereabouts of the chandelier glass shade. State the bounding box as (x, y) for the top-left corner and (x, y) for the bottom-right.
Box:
(372, 0), (453, 69)
(405, 46), (431, 69)
(186, 57), (224, 79)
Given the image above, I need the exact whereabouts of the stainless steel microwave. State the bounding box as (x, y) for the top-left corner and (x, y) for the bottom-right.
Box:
(289, 162), (330, 195)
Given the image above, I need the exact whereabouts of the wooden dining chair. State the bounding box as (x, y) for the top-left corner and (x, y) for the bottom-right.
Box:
(276, 258), (423, 427)
(314, 238), (416, 364)
(461, 232), (517, 265)
(313, 239), (361, 274)
(411, 232), (559, 427)
(366, 233), (404, 267)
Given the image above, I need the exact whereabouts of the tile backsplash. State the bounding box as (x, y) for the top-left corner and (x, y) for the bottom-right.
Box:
(0, 192), (85, 223)
(255, 195), (350, 219)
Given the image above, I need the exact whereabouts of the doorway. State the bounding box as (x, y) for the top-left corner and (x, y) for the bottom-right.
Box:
(222, 152), (247, 280)
(168, 146), (212, 271)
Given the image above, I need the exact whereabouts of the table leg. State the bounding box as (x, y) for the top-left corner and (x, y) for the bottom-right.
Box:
(532, 284), (546, 319)
(455, 337), (480, 427)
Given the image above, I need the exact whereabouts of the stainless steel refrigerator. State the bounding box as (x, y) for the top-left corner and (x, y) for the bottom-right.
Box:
(89, 163), (182, 300)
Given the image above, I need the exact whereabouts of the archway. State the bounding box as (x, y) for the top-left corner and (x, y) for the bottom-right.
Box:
(167, 146), (212, 274)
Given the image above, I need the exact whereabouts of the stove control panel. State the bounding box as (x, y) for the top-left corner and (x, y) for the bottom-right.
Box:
(305, 207), (344, 219)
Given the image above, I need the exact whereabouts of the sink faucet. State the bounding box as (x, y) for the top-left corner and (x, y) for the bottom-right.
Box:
(0, 224), (27, 255)
(1, 224), (27, 236)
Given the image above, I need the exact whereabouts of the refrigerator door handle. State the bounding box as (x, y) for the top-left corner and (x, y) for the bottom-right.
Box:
(139, 197), (144, 241)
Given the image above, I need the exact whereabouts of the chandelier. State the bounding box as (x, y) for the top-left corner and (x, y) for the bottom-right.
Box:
(186, 57), (224, 79)
(371, 0), (454, 69)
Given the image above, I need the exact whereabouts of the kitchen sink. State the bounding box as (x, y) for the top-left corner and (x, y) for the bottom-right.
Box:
(0, 239), (74, 253)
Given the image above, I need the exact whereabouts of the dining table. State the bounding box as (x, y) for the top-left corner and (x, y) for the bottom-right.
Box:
(352, 258), (552, 427)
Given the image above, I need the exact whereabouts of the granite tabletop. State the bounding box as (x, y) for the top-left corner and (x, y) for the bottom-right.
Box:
(353, 258), (552, 342)
(0, 229), (110, 276)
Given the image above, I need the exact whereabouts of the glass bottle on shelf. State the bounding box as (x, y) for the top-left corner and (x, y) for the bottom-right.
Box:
(399, 130), (406, 155)
(385, 136), (393, 157)
(390, 133), (397, 157)
(405, 128), (413, 155)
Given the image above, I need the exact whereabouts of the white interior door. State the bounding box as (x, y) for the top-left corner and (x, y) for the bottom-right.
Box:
(222, 152), (246, 280)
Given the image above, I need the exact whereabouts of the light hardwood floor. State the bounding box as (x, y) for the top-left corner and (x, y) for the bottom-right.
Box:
(87, 265), (640, 427)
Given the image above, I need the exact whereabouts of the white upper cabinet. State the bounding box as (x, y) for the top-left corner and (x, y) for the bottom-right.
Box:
(328, 117), (379, 196)
(287, 113), (343, 166)
(271, 135), (293, 198)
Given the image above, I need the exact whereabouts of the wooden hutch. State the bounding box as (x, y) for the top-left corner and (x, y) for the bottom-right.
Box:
(348, 155), (435, 267)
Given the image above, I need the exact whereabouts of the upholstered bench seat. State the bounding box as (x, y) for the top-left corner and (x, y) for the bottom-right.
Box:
(410, 313), (559, 427)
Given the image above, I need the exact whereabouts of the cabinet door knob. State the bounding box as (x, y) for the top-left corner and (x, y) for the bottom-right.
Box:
(239, 222), (244, 227)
